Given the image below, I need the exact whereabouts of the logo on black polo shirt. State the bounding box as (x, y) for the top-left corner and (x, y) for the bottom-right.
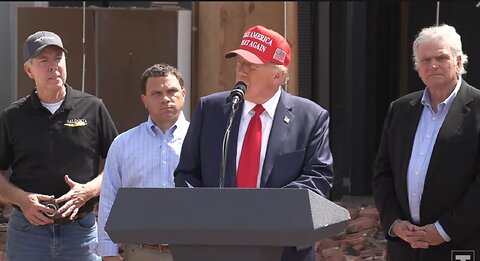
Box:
(64, 118), (88, 127)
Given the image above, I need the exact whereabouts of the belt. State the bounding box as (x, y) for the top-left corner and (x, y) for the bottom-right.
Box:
(13, 205), (91, 224)
(140, 244), (170, 253)
(52, 210), (90, 224)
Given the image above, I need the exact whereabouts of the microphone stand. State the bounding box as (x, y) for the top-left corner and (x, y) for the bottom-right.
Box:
(219, 100), (241, 187)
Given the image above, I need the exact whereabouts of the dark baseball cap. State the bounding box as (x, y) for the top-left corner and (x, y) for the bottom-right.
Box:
(23, 31), (68, 63)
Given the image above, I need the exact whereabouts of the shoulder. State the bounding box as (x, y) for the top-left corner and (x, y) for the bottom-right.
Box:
(191, 91), (230, 112)
(282, 91), (328, 115)
(69, 88), (103, 104)
(391, 90), (423, 107)
(114, 123), (145, 142)
(107, 123), (145, 151)
(461, 81), (480, 98)
(1, 95), (32, 117)
(199, 91), (230, 104)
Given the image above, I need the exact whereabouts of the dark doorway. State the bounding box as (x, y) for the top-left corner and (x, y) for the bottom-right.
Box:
(294, 2), (480, 199)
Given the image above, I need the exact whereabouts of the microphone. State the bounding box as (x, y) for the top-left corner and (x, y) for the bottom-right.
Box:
(219, 81), (247, 187)
(229, 81), (247, 106)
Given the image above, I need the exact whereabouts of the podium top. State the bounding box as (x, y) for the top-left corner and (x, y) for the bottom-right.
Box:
(106, 187), (350, 246)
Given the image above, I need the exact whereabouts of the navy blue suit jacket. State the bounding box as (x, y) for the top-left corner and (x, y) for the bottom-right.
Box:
(174, 89), (334, 261)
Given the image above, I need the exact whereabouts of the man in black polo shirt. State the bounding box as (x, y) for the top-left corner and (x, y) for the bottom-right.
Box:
(0, 31), (118, 260)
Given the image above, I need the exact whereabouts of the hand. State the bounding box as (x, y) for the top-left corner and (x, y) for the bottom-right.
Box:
(55, 175), (92, 220)
(103, 256), (123, 261)
(415, 224), (445, 246)
(17, 193), (55, 225)
(391, 220), (429, 249)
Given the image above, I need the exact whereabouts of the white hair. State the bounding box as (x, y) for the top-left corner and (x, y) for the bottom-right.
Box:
(272, 64), (290, 85)
(412, 24), (468, 75)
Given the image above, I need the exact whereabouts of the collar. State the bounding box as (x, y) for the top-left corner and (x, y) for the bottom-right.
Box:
(242, 87), (282, 119)
(30, 84), (75, 111)
(146, 111), (188, 138)
(421, 77), (461, 111)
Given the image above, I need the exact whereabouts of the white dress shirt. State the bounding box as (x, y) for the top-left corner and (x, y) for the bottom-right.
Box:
(236, 87), (281, 187)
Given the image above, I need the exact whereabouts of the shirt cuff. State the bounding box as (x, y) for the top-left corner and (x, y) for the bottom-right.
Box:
(388, 219), (402, 237)
(89, 240), (120, 257)
(434, 221), (451, 242)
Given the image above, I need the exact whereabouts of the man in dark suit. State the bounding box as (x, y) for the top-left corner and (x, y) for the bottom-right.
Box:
(374, 24), (480, 261)
(174, 25), (334, 261)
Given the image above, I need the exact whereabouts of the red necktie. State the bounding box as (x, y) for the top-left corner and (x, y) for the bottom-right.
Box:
(237, 104), (265, 188)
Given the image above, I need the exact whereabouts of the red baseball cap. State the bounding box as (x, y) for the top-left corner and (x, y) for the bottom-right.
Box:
(225, 25), (291, 67)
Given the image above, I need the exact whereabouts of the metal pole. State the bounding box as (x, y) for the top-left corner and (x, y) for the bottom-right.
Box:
(436, 1), (440, 26)
(283, 1), (288, 92)
(82, 1), (86, 92)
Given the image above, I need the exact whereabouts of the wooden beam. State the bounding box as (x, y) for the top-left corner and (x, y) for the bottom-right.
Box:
(193, 2), (298, 109)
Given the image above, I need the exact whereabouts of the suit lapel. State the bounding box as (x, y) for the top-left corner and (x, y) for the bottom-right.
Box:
(425, 82), (472, 185)
(260, 90), (294, 187)
(223, 100), (243, 187)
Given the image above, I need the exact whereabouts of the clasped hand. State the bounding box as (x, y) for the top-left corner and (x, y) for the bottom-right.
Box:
(19, 175), (92, 225)
(392, 220), (445, 248)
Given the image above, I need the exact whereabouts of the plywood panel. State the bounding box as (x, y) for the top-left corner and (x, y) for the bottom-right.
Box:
(18, 7), (183, 133)
(286, 2), (298, 96)
(194, 2), (298, 108)
(17, 7), (96, 99)
(95, 9), (179, 132)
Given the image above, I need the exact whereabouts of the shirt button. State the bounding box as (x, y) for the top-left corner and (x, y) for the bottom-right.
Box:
(426, 134), (431, 138)
(420, 152), (424, 156)
(415, 171), (419, 175)
(413, 193), (417, 196)
(432, 117), (436, 120)
(162, 161), (166, 164)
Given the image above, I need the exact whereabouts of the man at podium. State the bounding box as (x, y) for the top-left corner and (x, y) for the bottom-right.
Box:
(174, 25), (334, 261)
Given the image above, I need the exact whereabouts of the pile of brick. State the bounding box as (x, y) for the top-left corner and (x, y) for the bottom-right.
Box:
(316, 205), (386, 260)
(0, 202), (386, 261)
(0, 203), (8, 261)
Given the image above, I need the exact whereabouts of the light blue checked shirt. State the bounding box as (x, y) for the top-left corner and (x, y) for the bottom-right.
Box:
(406, 78), (461, 242)
(91, 113), (189, 257)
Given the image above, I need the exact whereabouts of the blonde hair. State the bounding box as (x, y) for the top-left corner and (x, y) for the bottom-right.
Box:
(272, 64), (290, 85)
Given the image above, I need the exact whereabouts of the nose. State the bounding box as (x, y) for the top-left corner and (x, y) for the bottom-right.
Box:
(161, 94), (171, 103)
(48, 63), (58, 72)
(432, 64), (438, 69)
(236, 63), (248, 78)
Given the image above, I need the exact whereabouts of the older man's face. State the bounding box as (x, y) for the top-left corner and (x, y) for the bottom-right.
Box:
(24, 45), (67, 92)
(235, 56), (281, 102)
(416, 40), (460, 90)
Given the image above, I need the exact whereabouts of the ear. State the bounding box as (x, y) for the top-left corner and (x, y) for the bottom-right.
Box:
(141, 94), (148, 109)
(274, 70), (286, 83)
(24, 63), (34, 79)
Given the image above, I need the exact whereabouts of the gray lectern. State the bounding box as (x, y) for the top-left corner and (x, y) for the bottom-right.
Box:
(105, 188), (350, 261)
